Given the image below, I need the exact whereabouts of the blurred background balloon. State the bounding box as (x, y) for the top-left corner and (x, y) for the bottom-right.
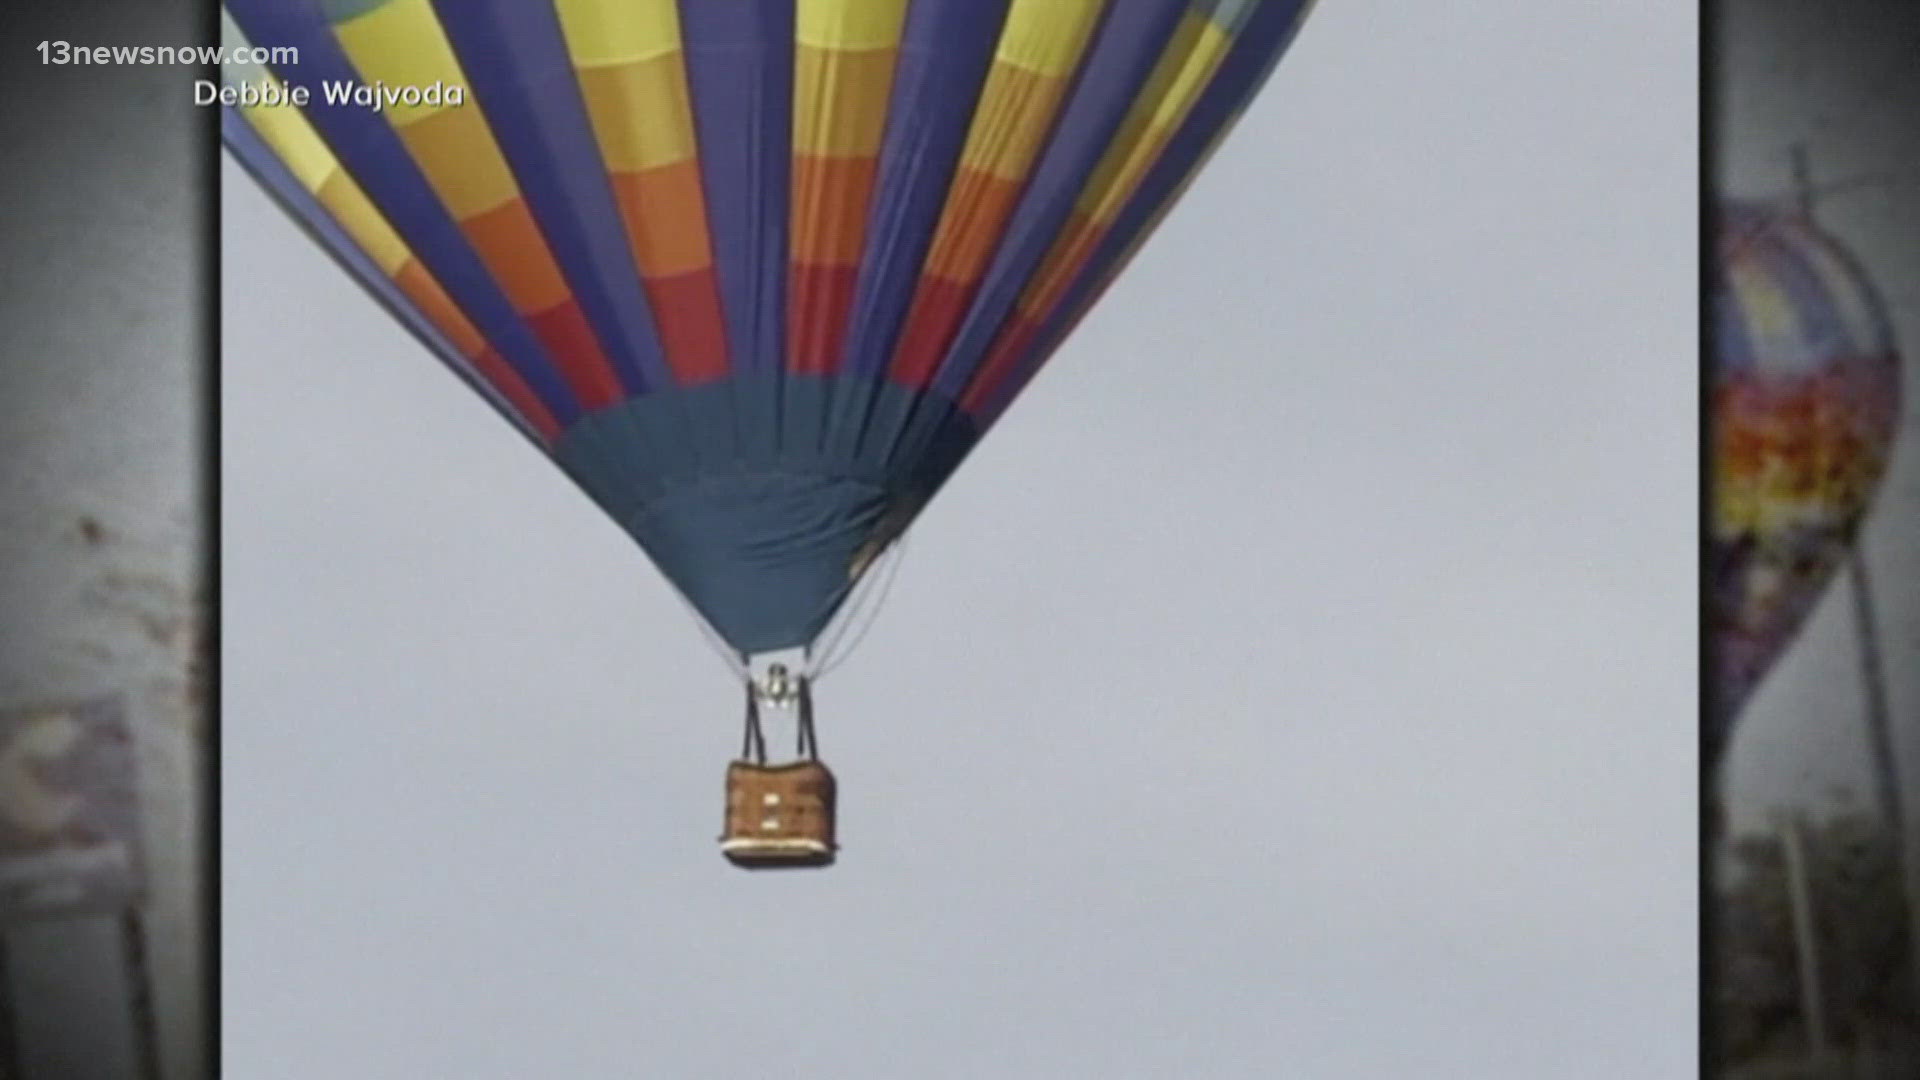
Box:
(1709, 198), (1903, 756)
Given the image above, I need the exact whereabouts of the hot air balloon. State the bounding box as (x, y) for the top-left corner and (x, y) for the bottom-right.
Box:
(220, 0), (1317, 866)
(1709, 199), (1902, 758)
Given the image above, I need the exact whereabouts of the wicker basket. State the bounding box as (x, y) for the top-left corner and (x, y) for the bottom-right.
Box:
(720, 760), (837, 868)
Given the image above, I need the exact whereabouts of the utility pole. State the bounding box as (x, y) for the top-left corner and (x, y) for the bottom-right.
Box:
(1778, 812), (1830, 1068)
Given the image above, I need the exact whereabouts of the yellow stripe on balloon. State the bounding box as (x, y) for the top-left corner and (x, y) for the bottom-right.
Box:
(1008, 10), (1233, 318)
(236, 83), (339, 194)
(994, 0), (1105, 76)
(225, 16), (408, 277)
(329, 0), (520, 222)
(330, 0), (467, 128)
(791, 0), (911, 174)
(393, 107), (522, 221)
(1077, 11), (1232, 227)
(328, 0), (585, 320)
(1729, 261), (1799, 351)
(571, 56), (701, 173)
(955, 0), (1104, 181)
(1150, 12), (1234, 128)
(796, 0), (911, 51)
(910, 0), (1105, 291)
(242, 103), (391, 267)
(793, 47), (900, 159)
(793, 0), (909, 160)
(219, 16), (340, 190)
(553, 0), (711, 286)
(554, 0), (696, 175)
(551, 0), (682, 66)
(317, 179), (412, 277)
(236, 98), (485, 356)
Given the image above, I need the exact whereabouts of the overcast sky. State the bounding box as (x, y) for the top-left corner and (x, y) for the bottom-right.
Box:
(222, 3), (1696, 1076)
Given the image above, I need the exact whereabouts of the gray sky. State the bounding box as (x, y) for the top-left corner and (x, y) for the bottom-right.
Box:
(222, 3), (1696, 1077)
(1714, 1), (1920, 834)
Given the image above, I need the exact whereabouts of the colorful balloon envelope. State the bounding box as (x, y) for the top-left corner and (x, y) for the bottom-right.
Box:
(1709, 199), (1903, 750)
(221, 0), (1317, 664)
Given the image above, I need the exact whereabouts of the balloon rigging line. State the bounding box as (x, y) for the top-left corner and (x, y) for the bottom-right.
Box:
(678, 589), (750, 681)
(810, 535), (909, 680)
(674, 532), (908, 686)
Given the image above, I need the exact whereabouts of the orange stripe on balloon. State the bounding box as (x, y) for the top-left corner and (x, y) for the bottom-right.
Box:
(456, 201), (626, 406)
(608, 159), (717, 277)
(324, 0), (632, 419)
(294, 132), (555, 442)
(565, 36), (730, 386)
(972, 10), (1230, 410)
(394, 260), (558, 439)
(922, 169), (1027, 283)
(953, 213), (1107, 415)
(790, 155), (881, 267)
(391, 258), (487, 360)
(458, 198), (572, 313)
(606, 160), (732, 385)
(885, 169), (1025, 385)
(790, 153), (880, 374)
(1017, 209), (1109, 320)
(789, 27), (903, 375)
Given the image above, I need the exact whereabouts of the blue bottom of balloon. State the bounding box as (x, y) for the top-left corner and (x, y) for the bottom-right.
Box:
(553, 373), (980, 656)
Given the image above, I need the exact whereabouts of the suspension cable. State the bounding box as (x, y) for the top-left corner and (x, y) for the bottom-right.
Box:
(740, 680), (767, 765)
(655, 529), (909, 685)
(807, 534), (908, 679)
(671, 587), (749, 680)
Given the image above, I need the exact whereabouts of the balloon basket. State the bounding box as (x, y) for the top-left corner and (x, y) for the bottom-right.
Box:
(720, 759), (837, 869)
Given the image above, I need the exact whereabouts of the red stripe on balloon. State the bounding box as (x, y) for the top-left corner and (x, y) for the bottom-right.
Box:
(471, 347), (561, 441)
(642, 268), (731, 384)
(958, 315), (1043, 415)
(523, 301), (626, 411)
(888, 275), (976, 388)
(788, 263), (862, 376)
